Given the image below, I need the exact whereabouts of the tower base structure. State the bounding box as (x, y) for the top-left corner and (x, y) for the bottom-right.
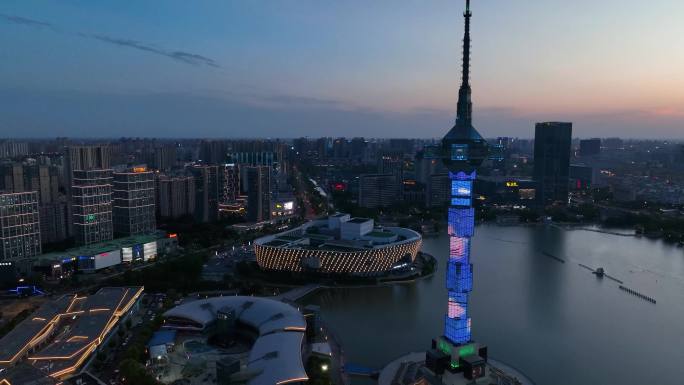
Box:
(425, 337), (488, 383)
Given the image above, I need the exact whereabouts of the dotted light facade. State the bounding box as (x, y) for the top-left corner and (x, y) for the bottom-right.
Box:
(72, 169), (113, 246)
(255, 240), (421, 276)
(255, 224), (422, 276)
(0, 191), (41, 262)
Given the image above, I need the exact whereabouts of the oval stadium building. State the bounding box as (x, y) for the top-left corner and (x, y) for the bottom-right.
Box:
(254, 214), (422, 276)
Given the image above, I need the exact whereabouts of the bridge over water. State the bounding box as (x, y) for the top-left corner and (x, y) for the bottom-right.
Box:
(275, 284), (321, 302)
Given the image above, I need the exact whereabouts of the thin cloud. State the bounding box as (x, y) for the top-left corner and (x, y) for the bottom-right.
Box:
(0, 13), (54, 29)
(0, 12), (219, 68)
(169, 52), (220, 68)
(256, 93), (345, 108)
(650, 107), (684, 118)
(88, 34), (219, 68)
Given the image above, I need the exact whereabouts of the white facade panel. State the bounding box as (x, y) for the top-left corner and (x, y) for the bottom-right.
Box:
(122, 247), (133, 263)
(94, 249), (121, 270)
(143, 242), (157, 262)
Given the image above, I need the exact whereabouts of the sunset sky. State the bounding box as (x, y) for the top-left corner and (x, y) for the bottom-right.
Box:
(1, 0), (683, 138)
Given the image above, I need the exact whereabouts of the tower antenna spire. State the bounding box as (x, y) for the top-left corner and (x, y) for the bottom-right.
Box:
(456, 0), (473, 127)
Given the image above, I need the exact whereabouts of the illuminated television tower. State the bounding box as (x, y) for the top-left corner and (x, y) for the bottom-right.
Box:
(428, 0), (490, 381)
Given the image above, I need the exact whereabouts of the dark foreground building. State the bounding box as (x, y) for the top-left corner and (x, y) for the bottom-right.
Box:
(534, 122), (572, 206)
(246, 166), (271, 223)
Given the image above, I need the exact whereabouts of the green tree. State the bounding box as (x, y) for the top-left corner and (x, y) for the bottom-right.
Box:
(124, 342), (145, 362)
(0, 309), (34, 338)
(518, 209), (540, 223)
(120, 359), (161, 385)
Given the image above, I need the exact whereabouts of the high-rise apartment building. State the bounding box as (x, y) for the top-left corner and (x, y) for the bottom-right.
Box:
(603, 137), (623, 150)
(377, 155), (405, 202)
(0, 191), (41, 262)
(416, 152), (431, 179)
(292, 138), (310, 158)
(0, 162), (64, 246)
(358, 174), (399, 208)
(226, 140), (282, 171)
(534, 122), (573, 206)
(220, 164), (240, 204)
(113, 168), (156, 236)
(189, 165), (219, 223)
(332, 138), (348, 159)
(316, 138), (329, 159)
(72, 169), (113, 245)
(152, 145), (177, 171)
(426, 173), (451, 207)
(388, 139), (415, 155)
(0, 163), (24, 192)
(65, 144), (110, 198)
(199, 140), (229, 165)
(0, 141), (29, 159)
(579, 138), (601, 157)
(39, 202), (69, 244)
(65, 145), (112, 237)
(349, 137), (367, 161)
(65, 145), (111, 182)
(246, 166), (271, 223)
(0, 162), (60, 205)
(378, 155), (404, 177)
(156, 174), (196, 219)
(25, 164), (60, 205)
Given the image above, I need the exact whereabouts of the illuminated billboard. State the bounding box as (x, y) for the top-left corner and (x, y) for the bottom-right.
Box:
(452, 180), (473, 197)
(451, 144), (469, 161)
(143, 242), (157, 261)
(274, 201), (295, 215)
(93, 250), (121, 270)
(122, 247), (133, 263)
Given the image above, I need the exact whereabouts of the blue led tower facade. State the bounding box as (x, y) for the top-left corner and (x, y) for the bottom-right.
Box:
(445, 171), (475, 344)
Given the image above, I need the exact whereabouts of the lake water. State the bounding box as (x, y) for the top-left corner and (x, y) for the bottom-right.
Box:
(304, 225), (684, 385)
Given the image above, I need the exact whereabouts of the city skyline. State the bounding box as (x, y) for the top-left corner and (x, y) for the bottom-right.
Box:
(1, 2), (683, 385)
(1, 0), (684, 138)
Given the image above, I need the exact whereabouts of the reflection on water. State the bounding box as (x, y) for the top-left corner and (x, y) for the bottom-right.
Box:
(304, 225), (684, 385)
